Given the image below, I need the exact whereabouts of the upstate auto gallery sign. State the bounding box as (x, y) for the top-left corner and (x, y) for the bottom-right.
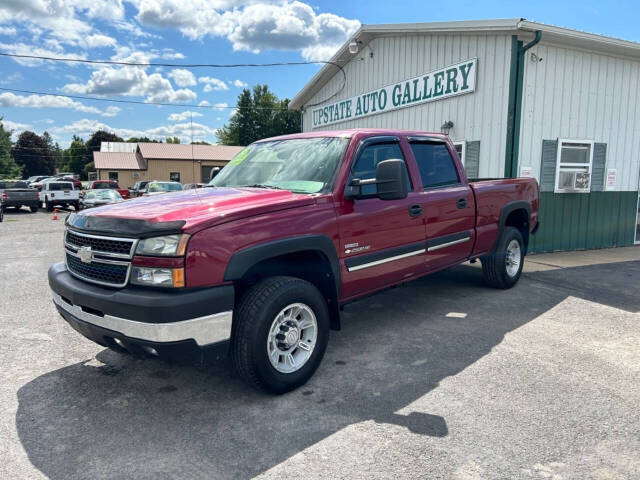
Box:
(311, 58), (477, 128)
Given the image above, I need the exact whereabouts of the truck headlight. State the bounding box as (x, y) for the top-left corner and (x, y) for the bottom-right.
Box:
(130, 267), (185, 288)
(135, 234), (189, 256)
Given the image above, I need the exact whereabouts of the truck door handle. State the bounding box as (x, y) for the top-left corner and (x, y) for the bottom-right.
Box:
(456, 198), (467, 209)
(409, 204), (423, 217)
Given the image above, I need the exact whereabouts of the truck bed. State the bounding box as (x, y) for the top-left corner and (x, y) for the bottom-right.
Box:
(469, 177), (540, 255)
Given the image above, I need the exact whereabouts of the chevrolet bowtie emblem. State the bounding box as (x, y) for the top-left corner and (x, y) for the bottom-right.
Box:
(78, 246), (93, 263)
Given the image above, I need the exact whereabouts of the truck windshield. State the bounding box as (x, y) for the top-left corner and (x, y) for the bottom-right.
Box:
(209, 137), (349, 194)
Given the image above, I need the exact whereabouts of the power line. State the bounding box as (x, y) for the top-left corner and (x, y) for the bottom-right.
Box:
(0, 52), (347, 108)
(0, 52), (335, 69)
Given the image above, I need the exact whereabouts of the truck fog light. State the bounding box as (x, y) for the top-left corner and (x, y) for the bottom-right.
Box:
(131, 267), (185, 288)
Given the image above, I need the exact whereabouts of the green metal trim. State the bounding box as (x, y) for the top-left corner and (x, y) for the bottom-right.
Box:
(504, 31), (542, 178)
(504, 35), (519, 178)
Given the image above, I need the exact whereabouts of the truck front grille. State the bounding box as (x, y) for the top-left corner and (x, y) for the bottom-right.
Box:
(65, 230), (134, 256)
(66, 253), (129, 287)
(64, 229), (137, 287)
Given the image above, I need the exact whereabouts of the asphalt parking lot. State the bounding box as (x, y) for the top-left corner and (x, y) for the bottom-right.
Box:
(1, 208), (639, 479)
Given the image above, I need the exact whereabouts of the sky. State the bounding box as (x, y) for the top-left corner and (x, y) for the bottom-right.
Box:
(1, 0), (639, 147)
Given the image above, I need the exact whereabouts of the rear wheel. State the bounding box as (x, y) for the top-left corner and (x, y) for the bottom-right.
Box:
(73, 201), (80, 211)
(30, 206), (38, 213)
(481, 226), (525, 289)
(231, 276), (329, 394)
(45, 200), (53, 212)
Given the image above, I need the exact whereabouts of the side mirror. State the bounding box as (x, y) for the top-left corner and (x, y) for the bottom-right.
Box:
(345, 158), (409, 201)
(375, 159), (409, 200)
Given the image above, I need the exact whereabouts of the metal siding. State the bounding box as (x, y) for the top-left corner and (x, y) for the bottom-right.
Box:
(302, 33), (512, 178)
(519, 42), (640, 192)
(529, 191), (637, 253)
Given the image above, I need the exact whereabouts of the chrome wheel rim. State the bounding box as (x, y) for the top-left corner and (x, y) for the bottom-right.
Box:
(505, 239), (522, 277)
(267, 302), (318, 374)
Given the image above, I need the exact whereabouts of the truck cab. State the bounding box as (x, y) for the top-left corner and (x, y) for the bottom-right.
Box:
(48, 129), (538, 394)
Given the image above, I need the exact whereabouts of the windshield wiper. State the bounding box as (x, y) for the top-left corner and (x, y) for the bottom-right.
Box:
(239, 183), (284, 190)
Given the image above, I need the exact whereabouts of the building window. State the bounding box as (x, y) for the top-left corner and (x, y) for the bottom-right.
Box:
(169, 172), (180, 183)
(453, 141), (465, 165)
(555, 140), (593, 193)
(108, 171), (118, 181)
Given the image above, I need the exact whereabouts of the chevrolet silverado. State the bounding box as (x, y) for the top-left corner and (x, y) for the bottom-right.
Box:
(48, 129), (539, 393)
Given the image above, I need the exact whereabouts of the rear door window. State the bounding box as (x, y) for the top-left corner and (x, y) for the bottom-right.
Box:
(49, 182), (73, 191)
(409, 142), (460, 189)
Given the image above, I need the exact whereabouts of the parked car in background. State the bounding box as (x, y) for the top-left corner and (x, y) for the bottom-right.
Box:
(25, 175), (50, 185)
(59, 176), (82, 190)
(80, 189), (123, 209)
(142, 181), (183, 196)
(183, 183), (205, 190)
(54, 172), (79, 180)
(131, 181), (149, 197)
(30, 177), (56, 191)
(0, 180), (40, 213)
(41, 181), (79, 211)
(85, 180), (130, 199)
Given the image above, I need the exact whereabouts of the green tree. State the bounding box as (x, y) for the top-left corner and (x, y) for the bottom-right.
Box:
(165, 136), (180, 144)
(86, 130), (124, 155)
(0, 119), (22, 178)
(65, 136), (90, 179)
(126, 136), (160, 143)
(217, 85), (301, 145)
(12, 130), (55, 178)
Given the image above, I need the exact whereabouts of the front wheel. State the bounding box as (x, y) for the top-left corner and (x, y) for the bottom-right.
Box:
(231, 276), (329, 394)
(30, 206), (38, 213)
(45, 200), (53, 212)
(73, 201), (80, 211)
(481, 226), (525, 289)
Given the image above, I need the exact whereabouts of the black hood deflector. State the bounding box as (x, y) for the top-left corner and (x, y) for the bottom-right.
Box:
(65, 213), (185, 238)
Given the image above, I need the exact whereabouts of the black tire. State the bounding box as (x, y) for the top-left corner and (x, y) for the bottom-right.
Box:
(481, 226), (525, 289)
(231, 276), (330, 394)
(45, 200), (53, 212)
(0, 206), (3, 222)
(30, 206), (38, 213)
(73, 201), (80, 211)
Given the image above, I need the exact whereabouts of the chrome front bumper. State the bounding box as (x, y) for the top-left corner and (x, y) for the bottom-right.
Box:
(53, 292), (233, 346)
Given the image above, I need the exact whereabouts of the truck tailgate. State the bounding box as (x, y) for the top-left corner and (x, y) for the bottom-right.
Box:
(4, 189), (38, 202)
(469, 178), (540, 255)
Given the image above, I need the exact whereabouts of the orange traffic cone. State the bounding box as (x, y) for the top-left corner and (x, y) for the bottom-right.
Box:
(52, 208), (58, 221)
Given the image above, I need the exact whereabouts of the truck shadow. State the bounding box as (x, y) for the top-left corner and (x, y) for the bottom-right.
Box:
(15, 259), (640, 479)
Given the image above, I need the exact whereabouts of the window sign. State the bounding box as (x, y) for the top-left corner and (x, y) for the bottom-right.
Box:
(312, 58), (477, 128)
(606, 169), (617, 190)
(520, 166), (533, 178)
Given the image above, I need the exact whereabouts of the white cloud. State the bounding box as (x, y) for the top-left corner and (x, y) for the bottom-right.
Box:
(86, 34), (117, 48)
(1, 119), (31, 137)
(232, 79), (248, 88)
(51, 118), (218, 144)
(169, 69), (197, 87)
(199, 76), (229, 91)
(62, 65), (197, 104)
(0, 92), (121, 117)
(0, 72), (22, 85)
(134, 1), (359, 60)
(168, 110), (203, 121)
(0, 25), (16, 35)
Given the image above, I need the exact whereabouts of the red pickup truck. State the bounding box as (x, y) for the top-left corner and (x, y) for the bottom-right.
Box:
(85, 180), (131, 200)
(49, 129), (539, 393)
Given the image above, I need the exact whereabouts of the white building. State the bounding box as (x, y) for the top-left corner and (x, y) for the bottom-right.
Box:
(290, 19), (640, 252)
